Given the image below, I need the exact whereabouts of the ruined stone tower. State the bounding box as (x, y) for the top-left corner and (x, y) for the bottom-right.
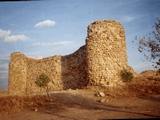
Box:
(8, 20), (134, 95)
(86, 20), (131, 87)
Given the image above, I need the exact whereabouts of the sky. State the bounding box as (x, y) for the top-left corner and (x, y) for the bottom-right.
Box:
(0, 0), (160, 89)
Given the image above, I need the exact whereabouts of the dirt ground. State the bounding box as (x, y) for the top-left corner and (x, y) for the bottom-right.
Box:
(0, 71), (160, 119)
(0, 89), (160, 120)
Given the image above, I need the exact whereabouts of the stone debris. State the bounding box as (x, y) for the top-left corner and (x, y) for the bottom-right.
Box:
(99, 92), (105, 97)
(94, 91), (106, 97)
(34, 108), (38, 112)
(100, 98), (106, 103)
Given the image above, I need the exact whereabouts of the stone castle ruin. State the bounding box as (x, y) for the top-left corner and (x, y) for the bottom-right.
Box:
(8, 20), (134, 95)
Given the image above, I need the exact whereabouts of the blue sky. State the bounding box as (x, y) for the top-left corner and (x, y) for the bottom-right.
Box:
(0, 0), (160, 89)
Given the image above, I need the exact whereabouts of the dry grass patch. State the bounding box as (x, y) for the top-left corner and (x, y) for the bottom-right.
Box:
(0, 95), (53, 114)
(0, 96), (24, 113)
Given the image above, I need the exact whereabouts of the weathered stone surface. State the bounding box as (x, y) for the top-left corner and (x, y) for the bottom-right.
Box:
(8, 20), (134, 95)
(8, 46), (87, 95)
(86, 20), (133, 87)
(8, 52), (27, 95)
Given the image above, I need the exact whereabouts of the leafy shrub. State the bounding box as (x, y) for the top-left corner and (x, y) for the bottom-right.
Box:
(35, 73), (50, 97)
(120, 69), (133, 82)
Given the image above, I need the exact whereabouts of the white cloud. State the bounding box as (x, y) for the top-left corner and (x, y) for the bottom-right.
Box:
(0, 29), (28, 43)
(121, 16), (135, 23)
(0, 58), (8, 80)
(32, 41), (73, 47)
(4, 34), (28, 43)
(34, 19), (56, 28)
(0, 29), (11, 38)
(0, 58), (8, 68)
(32, 56), (43, 59)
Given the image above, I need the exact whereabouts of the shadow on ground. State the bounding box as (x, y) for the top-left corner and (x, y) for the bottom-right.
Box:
(34, 92), (160, 119)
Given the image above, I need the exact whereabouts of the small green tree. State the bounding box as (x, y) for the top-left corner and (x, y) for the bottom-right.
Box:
(35, 73), (50, 98)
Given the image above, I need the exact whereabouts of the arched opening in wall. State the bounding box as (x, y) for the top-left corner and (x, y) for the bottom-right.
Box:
(0, 58), (9, 91)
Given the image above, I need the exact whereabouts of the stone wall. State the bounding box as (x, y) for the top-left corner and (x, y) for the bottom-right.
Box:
(61, 46), (88, 90)
(8, 52), (27, 95)
(8, 20), (134, 95)
(26, 55), (62, 95)
(8, 46), (87, 95)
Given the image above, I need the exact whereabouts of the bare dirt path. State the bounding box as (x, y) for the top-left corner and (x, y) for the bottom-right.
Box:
(0, 89), (160, 120)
